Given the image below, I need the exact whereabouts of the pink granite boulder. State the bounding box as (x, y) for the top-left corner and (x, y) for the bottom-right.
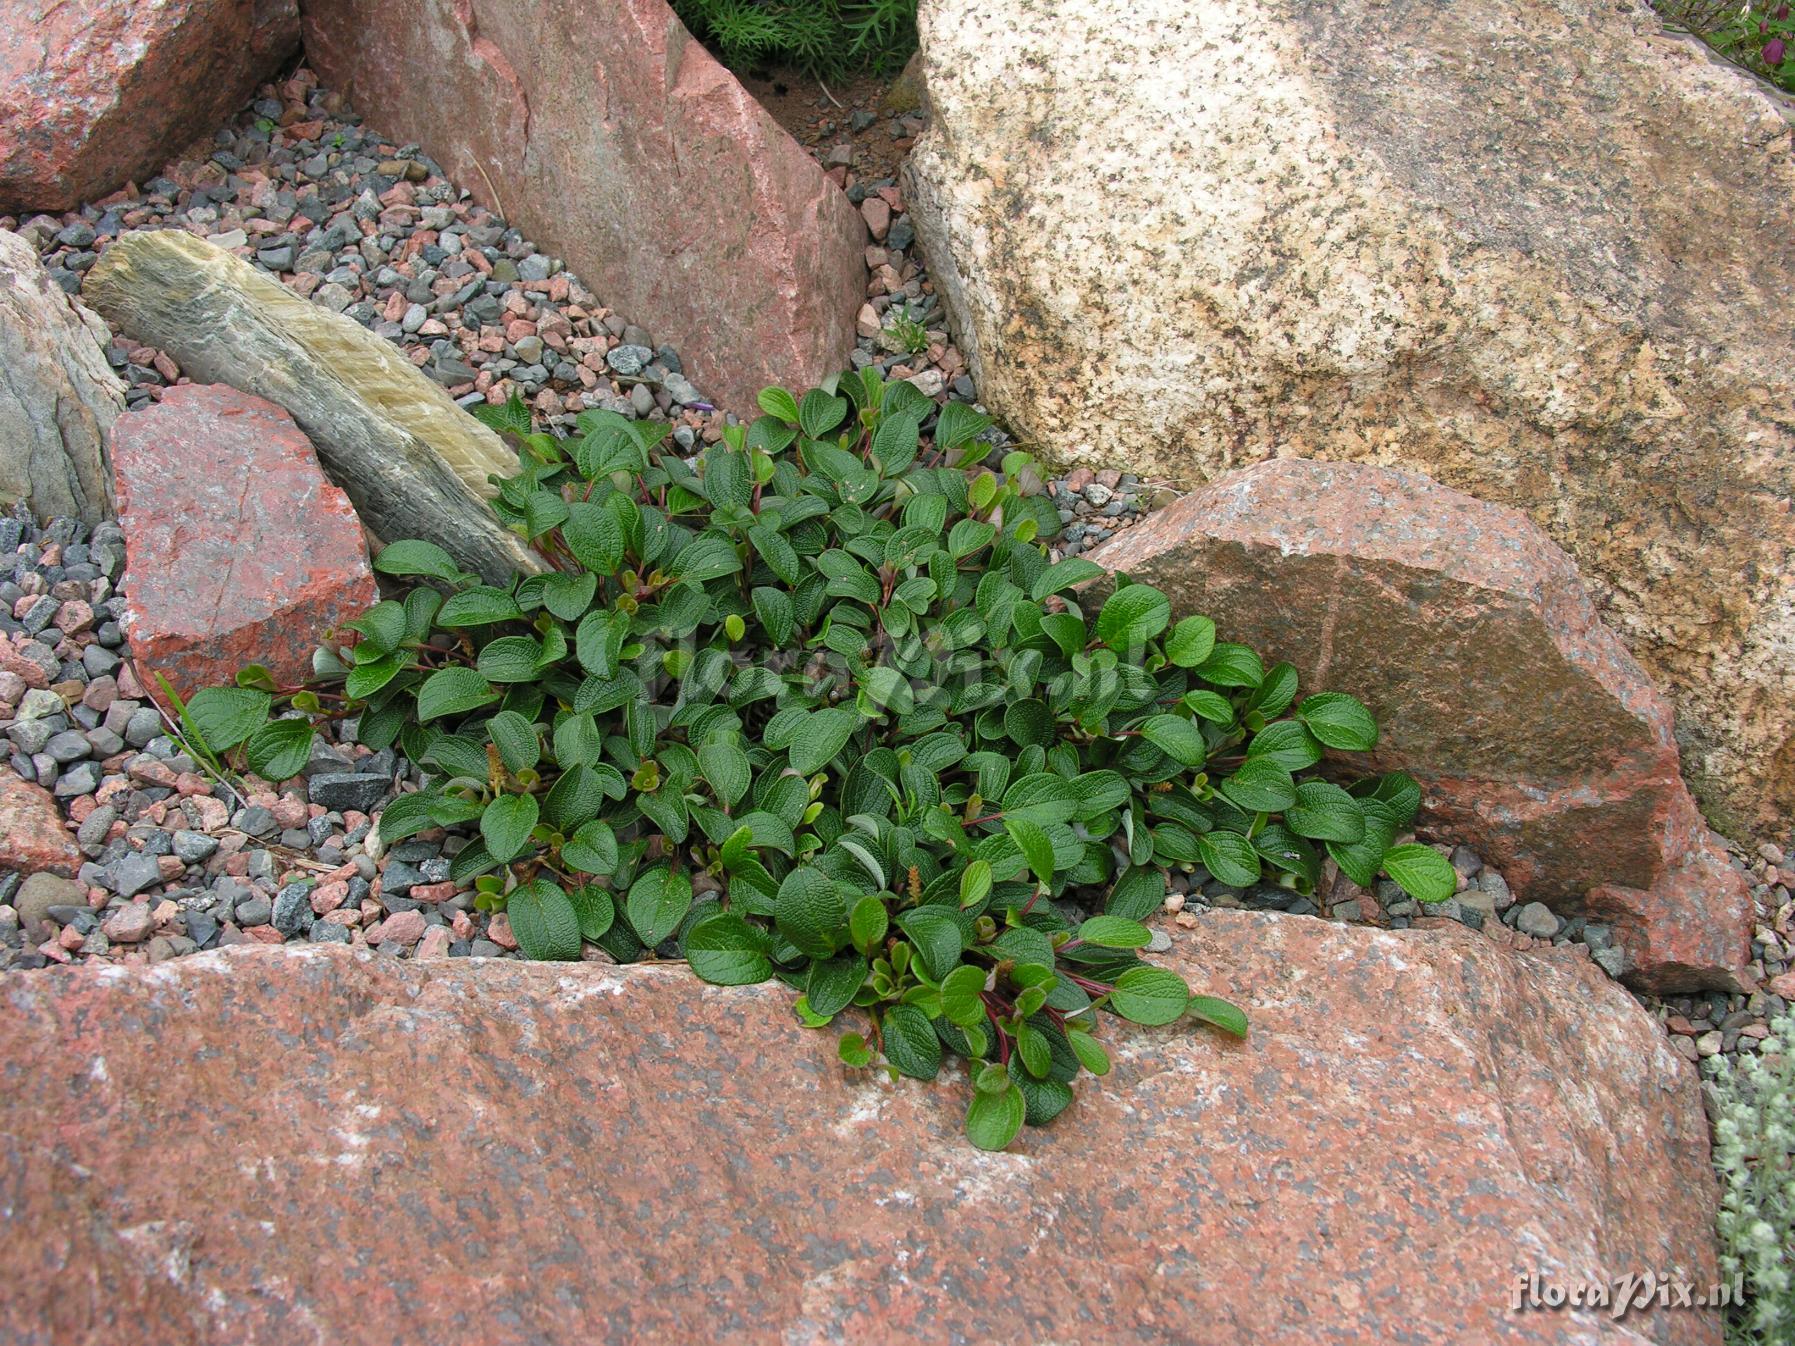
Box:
(299, 0), (865, 413)
(0, 1), (300, 210)
(1089, 458), (1753, 993)
(111, 384), (377, 697)
(0, 916), (1722, 1345)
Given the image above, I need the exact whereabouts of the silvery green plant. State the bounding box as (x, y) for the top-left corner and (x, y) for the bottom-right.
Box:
(180, 369), (1453, 1149)
(1709, 1009), (1795, 1342)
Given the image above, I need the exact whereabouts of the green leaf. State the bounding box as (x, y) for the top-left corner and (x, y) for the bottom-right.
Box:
(184, 687), (270, 752)
(373, 539), (463, 581)
(566, 884), (615, 942)
(1194, 643), (1264, 689)
(798, 389), (849, 440)
(1284, 780), (1366, 844)
(560, 820), (619, 875)
(1196, 830), (1261, 887)
(1298, 692), (1379, 752)
(788, 707), (859, 776)
(481, 793), (540, 864)
(806, 955), (868, 1017)
(1138, 714), (1206, 768)
(1097, 585), (1171, 651)
(1108, 966), (1192, 1026)
(1004, 816), (1055, 884)
(752, 586), (795, 646)
(897, 907), (965, 982)
(849, 894), (889, 955)
(1215, 757), (1297, 814)
(1106, 867), (1165, 920)
(1165, 615), (1217, 668)
(775, 866), (848, 957)
(562, 501), (625, 574)
(668, 534), (741, 585)
(757, 386), (801, 425)
(959, 859), (993, 910)
(507, 880), (583, 961)
(1381, 843), (1457, 904)
(933, 400), (993, 452)
(1068, 1030), (1110, 1076)
(881, 1004), (942, 1080)
(437, 586), (524, 627)
(347, 600), (407, 657)
(476, 636), (544, 683)
(1186, 995), (1249, 1038)
(1030, 557), (1105, 601)
(1327, 799), (1400, 889)
(626, 866), (694, 946)
(838, 1033), (874, 1068)
(1244, 719), (1323, 771)
(243, 718), (314, 782)
(1076, 915), (1152, 949)
(686, 912), (772, 985)
(486, 710), (540, 774)
(416, 667), (499, 722)
(940, 964), (988, 1027)
(964, 1081), (1026, 1151)
(698, 741), (751, 810)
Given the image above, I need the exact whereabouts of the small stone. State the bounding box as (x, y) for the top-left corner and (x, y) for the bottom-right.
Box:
(14, 872), (81, 939)
(308, 772), (390, 814)
(272, 882), (315, 936)
(1515, 902), (1560, 939)
(172, 830), (219, 865)
(101, 901), (155, 944)
(108, 851), (164, 899)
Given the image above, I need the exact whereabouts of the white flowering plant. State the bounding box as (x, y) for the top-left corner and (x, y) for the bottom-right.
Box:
(1709, 1008), (1795, 1343)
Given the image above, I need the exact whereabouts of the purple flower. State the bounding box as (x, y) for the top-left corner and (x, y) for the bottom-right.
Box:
(1766, 35), (1788, 64)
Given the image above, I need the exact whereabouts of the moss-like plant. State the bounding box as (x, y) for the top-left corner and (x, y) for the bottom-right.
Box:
(182, 371), (1452, 1149)
(670, 0), (917, 80)
(1709, 1008), (1795, 1342)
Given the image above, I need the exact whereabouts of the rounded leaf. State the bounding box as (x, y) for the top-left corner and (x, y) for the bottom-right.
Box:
(686, 912), (773, 986)
(506, 880), (582, 961)
(1108, 967), (1193, 1026)
(965, 1081), (1026, 1151)
(481, 793), (540, 864)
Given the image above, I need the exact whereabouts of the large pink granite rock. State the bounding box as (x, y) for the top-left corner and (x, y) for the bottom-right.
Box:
(299, 0), (866, 414)
(111, 384), (377, 697)
(1090, 458), (1752, 993)
(0, 1), (300, 210)
(0, 916), (1721, 1345)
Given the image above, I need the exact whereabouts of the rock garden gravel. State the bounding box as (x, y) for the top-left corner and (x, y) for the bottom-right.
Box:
(0, 64), (1785, 1091)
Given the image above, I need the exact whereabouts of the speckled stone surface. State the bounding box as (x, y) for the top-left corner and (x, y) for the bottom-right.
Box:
(0, 230), (123, 526)
(1090, 458), (1752, 992)
(0, 913), (1719, 1345)
(110, 384), (377, 696)
(903, 0), (1795, 837)
(0, 0), (300, 210)
(299, 0), (866, 414)
(0, 773), (81, 876)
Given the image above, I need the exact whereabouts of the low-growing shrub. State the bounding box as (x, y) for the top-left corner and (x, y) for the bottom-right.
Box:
(1709, 1008), (1795, 1343)
(182, 371), (1453, 1149)
(1658, 0), (1793, 90)
(670, 0), (917, 81)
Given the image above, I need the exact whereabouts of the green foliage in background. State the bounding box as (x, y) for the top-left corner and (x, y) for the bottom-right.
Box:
(670, 0), (918, 80)
(1658, 0), (1793, 90)
(187, 371), (1455, 1149)
(1709, 1007), (1795, 1343)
